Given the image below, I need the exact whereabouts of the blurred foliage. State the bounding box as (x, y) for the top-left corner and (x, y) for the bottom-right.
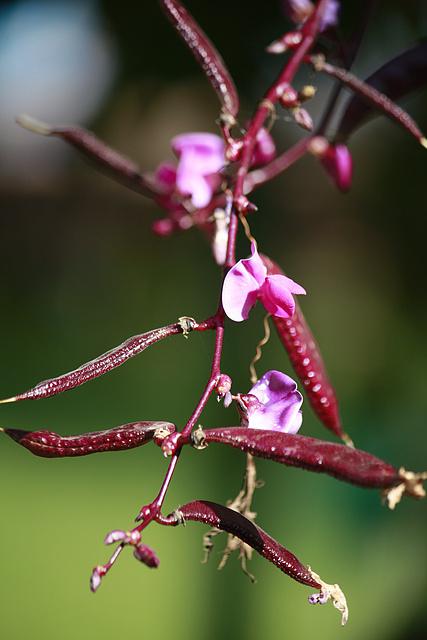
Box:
(0, 1), (426, 639)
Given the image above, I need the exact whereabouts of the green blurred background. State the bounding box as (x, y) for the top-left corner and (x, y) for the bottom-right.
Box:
(0, 1), (426, 638)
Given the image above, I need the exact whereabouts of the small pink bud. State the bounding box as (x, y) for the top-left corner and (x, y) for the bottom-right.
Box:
(293, 107), (313, 131)
(133, 544), (160, 568)
(266, 32), (302, 54)
(320, 143), (353, 192)
(152, 218), (175, 237)
(279, 87), (299, 108)
(251, 128), (276, 167)
(104, 529), (126, 545)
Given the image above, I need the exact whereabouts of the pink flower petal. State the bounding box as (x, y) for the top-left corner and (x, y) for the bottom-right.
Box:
(222, 264), (260, 322)
(176, 169), (212, 208)
(260, 274), (305, 318)
(222, 243), (267, 322)
(172, 133), (225, 174)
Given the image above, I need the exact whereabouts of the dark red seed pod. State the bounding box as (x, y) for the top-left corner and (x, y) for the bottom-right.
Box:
(173, 500), (319, 587)
(2, 421), (175, 458)
(201, 427), (426, 507)
(170, 500), (348, 623)
(159, 0), (239, 120)
(261, 254), (348, 443)
(16, 115), (159, 198)
(0, 321), (193, 404)
(319, 42), (427, 145)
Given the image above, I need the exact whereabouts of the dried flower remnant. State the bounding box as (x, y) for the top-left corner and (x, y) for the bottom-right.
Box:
(222, 242), (306, 322)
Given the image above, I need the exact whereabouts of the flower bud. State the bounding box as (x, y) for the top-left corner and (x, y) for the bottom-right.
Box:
(216, 374), (232, 398)
(279, 86), (299, 108)
(322, 143), (352, 192)
(90, 565), (106, 593)
(133, 544), (160, 568)
(293, 107), (313, 131)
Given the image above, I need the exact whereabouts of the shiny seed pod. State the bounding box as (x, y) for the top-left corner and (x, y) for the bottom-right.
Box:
(0, 322), (190, 404)
(201, 427), (426, 507)
(160, 0), (239, 119)
(2, 421), (175, 458)
(261, 254), (349, 443)
(170, 500), (348, 624)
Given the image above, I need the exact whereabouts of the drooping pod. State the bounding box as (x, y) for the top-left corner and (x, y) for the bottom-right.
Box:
(201, 427), (426, 508)
(0, 320), (194, 403)
(159, 0), (239, 122)
(310, 54), (427, 147)
(329, 42), (427, 146)
(1, 421), (175, 458)
(169, 500), (348, 624)
(261, 254), (350, 444)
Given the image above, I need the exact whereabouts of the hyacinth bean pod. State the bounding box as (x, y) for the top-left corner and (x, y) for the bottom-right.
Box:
(201, 427), (426, 507)
(328, 41), (427, 144)
(0, 321), (193, 403)
(170, 500), (348, 623)
(2, 421), (176, 458)
(261, 254), (348, 443)
(16, 115), (159, 197)
(311, 56), (427, 146)
(159, 0), (239, 121)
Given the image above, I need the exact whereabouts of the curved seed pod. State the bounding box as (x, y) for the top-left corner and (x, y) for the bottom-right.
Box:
(1, 421), (175, 458)
(261, 254), (349, 444)
(331, 42), (427, 144)
(159, 0), (239, 120)
(16, 115), (159, 197)
(202, 427), (427, 508)
(170, 500), (348, 624)
(0, 321), (192, 403)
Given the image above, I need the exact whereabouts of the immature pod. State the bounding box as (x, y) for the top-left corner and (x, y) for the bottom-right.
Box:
(2, 421), (175, 458)
(261, 255), (348, 443)
(171, 500), (348, 624)
(201, 427), (426, 508)
(16, 115), (158, 197)
(159, 0), (239, 121)
(0, 321), (193, 403)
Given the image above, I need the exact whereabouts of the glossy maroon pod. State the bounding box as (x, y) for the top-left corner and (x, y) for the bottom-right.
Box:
(330, 42), (427, 145)
(0, 320), (194, 404)
(159, 0), (239, 121)
(169, 500), (348, 624)
(261, 254), (349, 444)
(16, 115), (159, 197)
(1, 421), (175, 458)
(201, 427), (426, 507)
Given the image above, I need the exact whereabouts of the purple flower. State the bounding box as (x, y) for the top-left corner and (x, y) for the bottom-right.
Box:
(284, 0), (339, 31)
(239, 370), (303, 433)
(171, 132), (225, 208)
(222, 242), (305, 322)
